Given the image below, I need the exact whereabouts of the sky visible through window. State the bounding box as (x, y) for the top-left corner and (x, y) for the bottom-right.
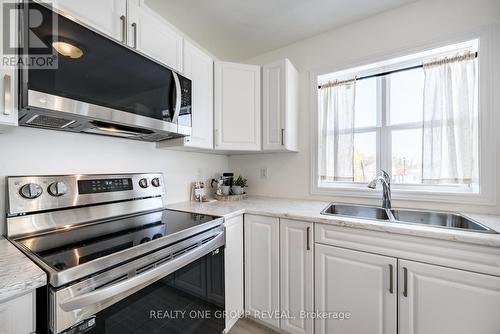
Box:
(351, 68), (425, 184)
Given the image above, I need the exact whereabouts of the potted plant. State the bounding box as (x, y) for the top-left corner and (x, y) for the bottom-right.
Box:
(232, 176), (247, 195)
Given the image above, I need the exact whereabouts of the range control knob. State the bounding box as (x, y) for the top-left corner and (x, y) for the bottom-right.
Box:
(151, 178), (160, 187)
(19, 183), (43, 199)
(138, 178), (149, 188)
(48, 181), (68, 197)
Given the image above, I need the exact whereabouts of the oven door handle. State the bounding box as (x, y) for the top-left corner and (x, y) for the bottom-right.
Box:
(59, 231), (224, 312)
(171, 72), (181, 123)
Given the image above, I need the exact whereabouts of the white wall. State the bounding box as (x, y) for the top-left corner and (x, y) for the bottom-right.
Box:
(0, 127), (228, 235)
(229, 0), (500, 214)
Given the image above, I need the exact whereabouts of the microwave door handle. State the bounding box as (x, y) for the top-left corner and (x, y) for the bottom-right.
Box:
(59, 230), (224, 312)
(171, 72), (181, 123)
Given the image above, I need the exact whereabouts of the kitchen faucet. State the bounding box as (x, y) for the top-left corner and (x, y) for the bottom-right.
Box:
(368, 170), (392, 209)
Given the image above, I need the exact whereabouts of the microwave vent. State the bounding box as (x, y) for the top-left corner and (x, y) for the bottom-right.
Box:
(143, 133), (175, 142)
(26, 114), (76, 129)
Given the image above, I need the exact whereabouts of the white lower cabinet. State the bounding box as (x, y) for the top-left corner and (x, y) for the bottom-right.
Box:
(244, 215), (313, 333)
(244, 214), (280, 328)
(399, 259), (500, 334)
(315, 244), (397, 334)
(0, 291), (35, 334)
(243, 219), (500, 334)
(224, 215), (244, 332)
(280, 219), (314, 334)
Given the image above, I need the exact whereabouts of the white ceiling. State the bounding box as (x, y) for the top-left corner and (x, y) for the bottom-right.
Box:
(145, 0), (416, 61)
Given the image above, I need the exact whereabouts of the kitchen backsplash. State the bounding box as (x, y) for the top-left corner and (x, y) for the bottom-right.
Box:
(0, 127), (229, 235)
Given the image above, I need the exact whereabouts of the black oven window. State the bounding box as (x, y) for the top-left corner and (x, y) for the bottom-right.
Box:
(83, 248), (225, 334)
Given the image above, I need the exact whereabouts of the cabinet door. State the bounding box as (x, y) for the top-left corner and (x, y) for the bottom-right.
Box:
(0, 292), (35, 334)
(399, 260), (500, 334)
(244, 214), (279, 328)
(315, 244), (397, 334)
(224, 215), (244, 332)
(280, 219), (313, 334)
(53, 0), (126, 42)
(128, 1), (183, 71)
(183, 41), (214, 149)
(262, 59), (298, 152)
(214, 61), (261, 151)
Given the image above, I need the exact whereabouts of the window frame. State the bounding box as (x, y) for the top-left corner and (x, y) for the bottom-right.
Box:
(310, 29), (496, 205)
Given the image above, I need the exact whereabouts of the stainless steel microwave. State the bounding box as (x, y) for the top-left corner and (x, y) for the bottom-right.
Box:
(18, 1), (192, 142)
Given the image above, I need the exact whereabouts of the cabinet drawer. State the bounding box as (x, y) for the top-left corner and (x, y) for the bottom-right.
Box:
(315, 222), (500, 276)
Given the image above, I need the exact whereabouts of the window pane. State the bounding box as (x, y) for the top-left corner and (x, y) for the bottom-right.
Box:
(355, 78), (377, 128)
(391, 128), (422, 184)
(354, 132), (377, 182)
(389, 69), (424, 125)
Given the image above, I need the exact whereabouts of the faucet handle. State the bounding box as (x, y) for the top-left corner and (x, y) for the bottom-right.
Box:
(380, 170), (391, 184)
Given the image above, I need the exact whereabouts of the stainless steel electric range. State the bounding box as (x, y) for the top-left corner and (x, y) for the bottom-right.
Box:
(5, 173), (225, 334)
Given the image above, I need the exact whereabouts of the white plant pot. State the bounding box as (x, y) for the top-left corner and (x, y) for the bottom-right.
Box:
(222, 185), (231, 196)
(231, 186), (243, 195)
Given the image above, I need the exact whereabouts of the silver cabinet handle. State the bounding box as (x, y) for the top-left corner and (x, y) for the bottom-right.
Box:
(215, 129), (219, 147)
(388, 264), (394, 294)
(403, 267), (408, 297)
(306, 226), (311, 251)
(131, 22), (137, 49)
(120, 15), (127, 43)
(59, 230), (224, 311)
(281, 128), (285, 146)
(3, 74), (11, 115)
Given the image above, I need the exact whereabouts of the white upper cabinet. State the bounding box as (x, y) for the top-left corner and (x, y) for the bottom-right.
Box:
(54, 0), (183, 71)
(262, 59), (299, 152)
(315, 244), (397, 334)
(0, 71), (17, 129)
(0, 2), (18, 130)
(280, 219), (313, 334)
(53, 0), (127, 42)
(127, 1), (183, 71)
(181, 41), (213, 149)
(399, 260), (500, 334)
(214, 61), (261, 151)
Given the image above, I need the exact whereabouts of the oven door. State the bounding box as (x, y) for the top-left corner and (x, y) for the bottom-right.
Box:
(51, 228), (225, 334)
(18, 1), (192, 140)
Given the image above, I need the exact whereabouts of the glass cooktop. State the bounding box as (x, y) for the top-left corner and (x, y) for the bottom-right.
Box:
(18, 210), (217, 272)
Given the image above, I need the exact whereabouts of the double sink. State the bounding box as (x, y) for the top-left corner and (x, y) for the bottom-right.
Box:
(321, 203), (497, 234)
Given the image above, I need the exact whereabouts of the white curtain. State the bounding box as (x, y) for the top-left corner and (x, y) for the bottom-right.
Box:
(318, 80), (356, 182)
(422, 54), (478, 185)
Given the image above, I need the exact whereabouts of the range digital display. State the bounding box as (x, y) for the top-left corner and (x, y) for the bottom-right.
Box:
(78, 178), (133, 194)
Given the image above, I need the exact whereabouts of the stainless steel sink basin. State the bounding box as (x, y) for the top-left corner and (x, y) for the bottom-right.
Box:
(391, 209), (495, 233)
(321, 203), (497, 234)
(321, 204), (390, 220)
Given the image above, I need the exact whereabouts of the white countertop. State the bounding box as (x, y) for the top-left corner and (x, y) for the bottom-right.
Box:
(0, 237), (46, 303)
(167, 196), (500, 248)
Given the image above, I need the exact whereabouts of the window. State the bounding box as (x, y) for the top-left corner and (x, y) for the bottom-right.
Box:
(313, 38), (495, 203)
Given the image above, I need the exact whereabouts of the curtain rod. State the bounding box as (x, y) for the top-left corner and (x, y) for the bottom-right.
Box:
(318, 51), (478, 89)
